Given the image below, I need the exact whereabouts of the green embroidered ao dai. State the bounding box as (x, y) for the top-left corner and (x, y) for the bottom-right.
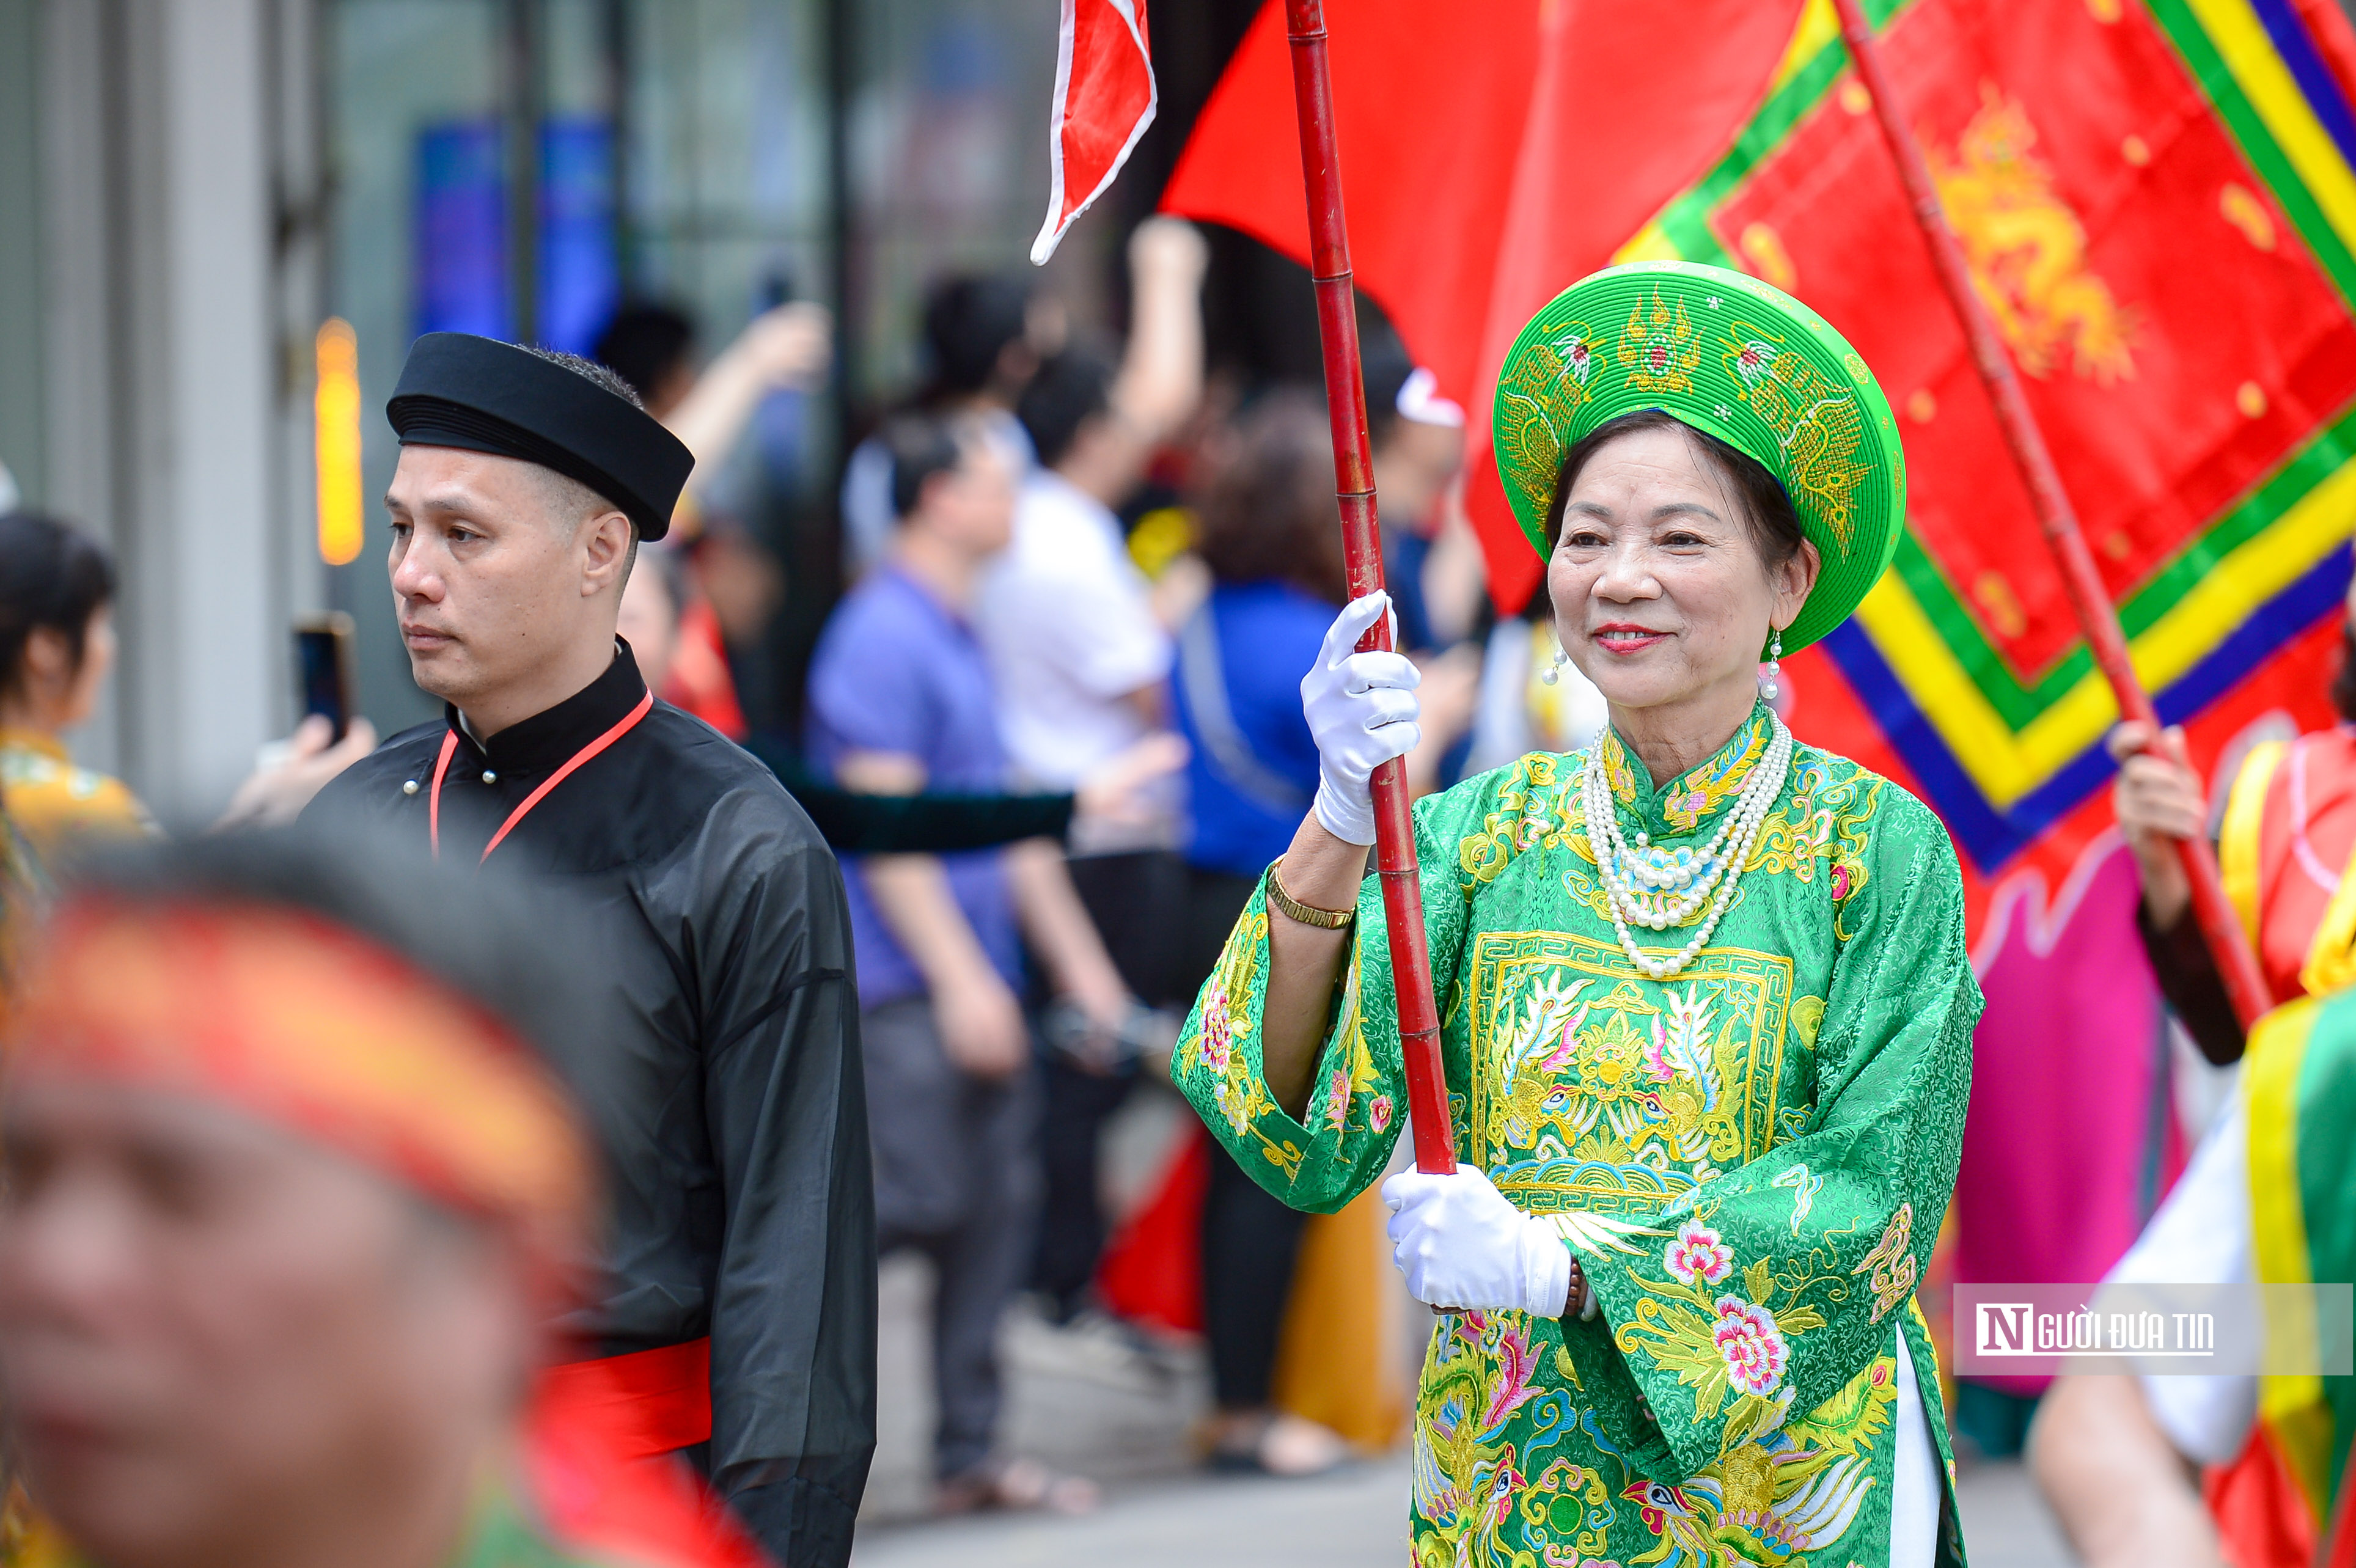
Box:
(1172, 703), (1981, 1568)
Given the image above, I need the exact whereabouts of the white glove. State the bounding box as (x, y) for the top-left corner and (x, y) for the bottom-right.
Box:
(1382, 1164), (1574, 1317)
(1301, 592), (1422, 846)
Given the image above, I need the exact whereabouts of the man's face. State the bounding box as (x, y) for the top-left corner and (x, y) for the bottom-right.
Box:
(925, 439), (1018, 559)
(0, 1082), (524, 1564)
(384, 445), (625, 713)
(1373, 419), (1466, 537)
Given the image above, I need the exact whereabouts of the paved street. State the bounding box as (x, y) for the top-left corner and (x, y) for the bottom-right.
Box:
(857, 1445), (2071, 1567)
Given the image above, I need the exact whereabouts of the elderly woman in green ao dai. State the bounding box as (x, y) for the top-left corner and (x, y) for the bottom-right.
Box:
(1170, 260), (1980, 1568)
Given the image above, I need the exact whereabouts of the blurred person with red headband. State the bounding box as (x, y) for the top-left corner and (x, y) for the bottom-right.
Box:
(0, 829), (765, 1568)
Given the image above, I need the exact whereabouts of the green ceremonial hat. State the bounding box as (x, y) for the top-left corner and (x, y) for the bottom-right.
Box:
(1491, 259), (1905, 654)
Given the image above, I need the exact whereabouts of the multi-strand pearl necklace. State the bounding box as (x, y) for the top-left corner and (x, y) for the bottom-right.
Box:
(1580, 717), (1795, 980)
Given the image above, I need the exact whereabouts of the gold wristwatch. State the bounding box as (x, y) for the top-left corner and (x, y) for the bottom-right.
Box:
(1268, 865), (1357, 930)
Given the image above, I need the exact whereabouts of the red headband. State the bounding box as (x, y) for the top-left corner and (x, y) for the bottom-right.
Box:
(7, 898), (598, 1291)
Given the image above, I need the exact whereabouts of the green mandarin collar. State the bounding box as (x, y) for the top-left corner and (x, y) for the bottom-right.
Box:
(1593, 701), (1778, 838)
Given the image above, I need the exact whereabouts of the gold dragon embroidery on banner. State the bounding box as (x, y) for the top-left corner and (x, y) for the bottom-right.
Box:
(1933, 82), (2138, 385)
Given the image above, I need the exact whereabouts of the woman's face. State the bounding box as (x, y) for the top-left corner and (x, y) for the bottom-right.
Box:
(1546, 424), (1816, 724)
(58, 605), (115, 733)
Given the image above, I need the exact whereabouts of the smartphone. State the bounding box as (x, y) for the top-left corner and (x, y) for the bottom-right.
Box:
(293, 613), (357, 743)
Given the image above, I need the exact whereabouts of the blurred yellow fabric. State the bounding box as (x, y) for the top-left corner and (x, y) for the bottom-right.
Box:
(0, 730), (153, 869)
(1268, 1182), (1406, 1451)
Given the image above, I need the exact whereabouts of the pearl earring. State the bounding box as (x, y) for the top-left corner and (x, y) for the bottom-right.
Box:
(1540, 645), (1569, 686)
(1761, 628), (1784, 702)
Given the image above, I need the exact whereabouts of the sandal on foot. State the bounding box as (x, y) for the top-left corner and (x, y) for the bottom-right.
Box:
(933, 1457), (1100, 1517)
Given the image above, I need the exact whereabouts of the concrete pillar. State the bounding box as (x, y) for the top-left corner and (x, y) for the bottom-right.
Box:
(34, 0), (317, 815)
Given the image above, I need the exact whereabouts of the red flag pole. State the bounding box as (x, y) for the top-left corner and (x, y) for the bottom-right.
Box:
(1281, 0), (1455, 1173)
(1831, 0), (2272, 1031)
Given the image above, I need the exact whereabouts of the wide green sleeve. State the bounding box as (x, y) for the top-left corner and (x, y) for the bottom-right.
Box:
(1563, 788), (1982, 1481)
(1169, 779), (1488, 1214)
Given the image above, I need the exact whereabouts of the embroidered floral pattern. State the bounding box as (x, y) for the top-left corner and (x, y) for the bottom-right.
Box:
(1664, 1220), (1735, 1286)
(1713, 1295), (1791, 1396)
(1619, 287), (1702, 394)
(1720, 318), (1871, 553)
(1493, 324), (1599, 513)
(1616, 1243), (1829, 1424)
(1655, 716), (1769, 834)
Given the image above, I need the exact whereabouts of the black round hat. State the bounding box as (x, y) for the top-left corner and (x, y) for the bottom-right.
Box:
(386, 333), (695, 541)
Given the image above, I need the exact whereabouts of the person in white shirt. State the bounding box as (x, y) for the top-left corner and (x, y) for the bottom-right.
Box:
(976, 218), (1206, 805)
(982, 351), (1175, 813)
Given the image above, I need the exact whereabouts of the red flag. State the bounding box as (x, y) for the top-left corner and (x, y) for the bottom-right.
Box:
(1161, 0), (1805, 611)
(1032, 0), (1158, 264)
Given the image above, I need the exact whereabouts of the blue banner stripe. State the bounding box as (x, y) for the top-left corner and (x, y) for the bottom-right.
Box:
(2248, 0), (2356, 170)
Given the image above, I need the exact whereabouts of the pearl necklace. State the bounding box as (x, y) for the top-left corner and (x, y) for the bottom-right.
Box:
(1580, 717), (1794, 980)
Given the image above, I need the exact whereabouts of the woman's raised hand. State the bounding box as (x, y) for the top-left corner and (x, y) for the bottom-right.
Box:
(1301, 592), (1422, 846)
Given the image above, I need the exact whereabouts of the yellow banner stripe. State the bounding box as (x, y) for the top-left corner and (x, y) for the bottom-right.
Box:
(1612, 220), (1682, 266)
(2222, 738), (2287, 945)
(1770, 0), (1843, 98)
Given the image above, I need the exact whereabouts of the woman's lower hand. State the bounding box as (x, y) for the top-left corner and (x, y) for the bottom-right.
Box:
(1381, 1164), (1574, 1318)
(1301, 592), (1422, 846)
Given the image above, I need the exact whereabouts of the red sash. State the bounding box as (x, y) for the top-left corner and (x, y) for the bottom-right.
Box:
(536, 1337), (714, 1459)
(524, 1338), (769, 1568)
(2205, 1424), (2317, 1568)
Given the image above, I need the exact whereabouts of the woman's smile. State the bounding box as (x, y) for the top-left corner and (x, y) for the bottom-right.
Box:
(1591, 622), (1670, 656)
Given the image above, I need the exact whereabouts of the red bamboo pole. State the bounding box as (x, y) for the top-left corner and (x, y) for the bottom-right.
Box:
(1832, 0), (2272, 1031)
(1281, 0), (1455, 1173)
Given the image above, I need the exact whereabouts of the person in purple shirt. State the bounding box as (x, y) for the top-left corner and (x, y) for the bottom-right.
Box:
(805, 411), (1128, 1515)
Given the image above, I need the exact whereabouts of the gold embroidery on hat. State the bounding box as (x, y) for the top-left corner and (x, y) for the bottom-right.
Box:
(1495, 323), (1598, 506)
(1618, 287), (1702, 394)
(1724, 326), (1870, 555)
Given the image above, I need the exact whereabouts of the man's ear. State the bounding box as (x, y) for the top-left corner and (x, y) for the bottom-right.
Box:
(581, 511), (636, 598)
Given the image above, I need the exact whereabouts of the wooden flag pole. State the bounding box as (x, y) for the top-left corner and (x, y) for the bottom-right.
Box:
(1832, 0), (2273, 1030)
(1280, 0), (1456, 1173)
